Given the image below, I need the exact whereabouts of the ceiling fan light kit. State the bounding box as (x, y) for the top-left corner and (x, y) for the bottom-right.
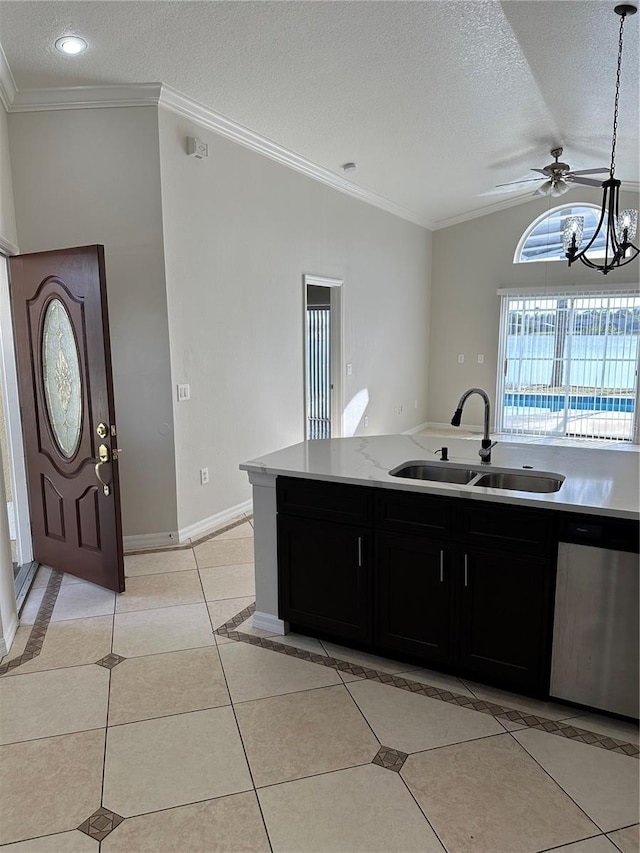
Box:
(564, 3), (639, 275)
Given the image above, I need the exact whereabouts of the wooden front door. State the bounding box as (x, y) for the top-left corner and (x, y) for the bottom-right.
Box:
(9, 246), (124, 592)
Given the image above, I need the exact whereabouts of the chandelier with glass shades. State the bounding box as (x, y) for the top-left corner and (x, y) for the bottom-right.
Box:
(563, 4), (639, 275)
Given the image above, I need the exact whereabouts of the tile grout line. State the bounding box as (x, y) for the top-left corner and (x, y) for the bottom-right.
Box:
(535, 831), (614, 853)
(503, 728), (612, 836)
(215, 604), (640, 760)
(396, 770), (449, 853)
(208, 583), (274, 853)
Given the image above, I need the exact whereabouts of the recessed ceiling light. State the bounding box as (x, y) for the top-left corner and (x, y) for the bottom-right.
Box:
(55, 36), (87, 56)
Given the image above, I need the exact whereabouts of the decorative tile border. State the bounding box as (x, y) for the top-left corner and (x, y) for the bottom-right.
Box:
(215, 605), (639, 760)
(0, 568), (63, 677)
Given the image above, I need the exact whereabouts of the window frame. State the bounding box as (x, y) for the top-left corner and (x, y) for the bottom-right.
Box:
(513, 202), (606, 265)
(495, 286), (640, 444)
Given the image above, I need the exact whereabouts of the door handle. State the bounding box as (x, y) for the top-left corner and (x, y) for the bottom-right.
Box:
(95, 443), (112, 496)
(440, 550), (444, 583)
(357, 536), (363, 567)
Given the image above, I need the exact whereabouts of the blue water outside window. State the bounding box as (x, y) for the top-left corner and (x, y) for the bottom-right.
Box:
(497, 291), (640, 441)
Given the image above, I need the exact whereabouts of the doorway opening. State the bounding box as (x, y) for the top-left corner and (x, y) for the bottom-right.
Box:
(303, 275), (343, 440)
(0, 255), (36, 610)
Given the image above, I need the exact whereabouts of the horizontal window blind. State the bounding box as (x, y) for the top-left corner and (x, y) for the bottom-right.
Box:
(496, 289), (640, 442)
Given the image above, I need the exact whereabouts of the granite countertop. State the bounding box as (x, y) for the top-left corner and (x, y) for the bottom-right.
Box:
(241, 434), (640, 520)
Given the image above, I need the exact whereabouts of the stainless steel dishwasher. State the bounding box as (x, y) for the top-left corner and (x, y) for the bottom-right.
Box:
(550, 517), (639, 719)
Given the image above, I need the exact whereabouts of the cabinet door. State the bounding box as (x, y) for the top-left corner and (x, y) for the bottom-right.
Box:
(375, 532), (452, 663)
(278, 515), (371, 642)
(457, 549), (553, 692)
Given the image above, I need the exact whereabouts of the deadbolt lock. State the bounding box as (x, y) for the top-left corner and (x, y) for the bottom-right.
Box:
(97, 422), (108, 439)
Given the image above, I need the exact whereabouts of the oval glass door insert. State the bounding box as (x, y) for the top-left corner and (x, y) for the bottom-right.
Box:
(42, 297), (82, 458)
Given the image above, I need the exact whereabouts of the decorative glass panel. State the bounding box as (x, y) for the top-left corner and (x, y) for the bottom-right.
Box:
(42, 298), (82, 458)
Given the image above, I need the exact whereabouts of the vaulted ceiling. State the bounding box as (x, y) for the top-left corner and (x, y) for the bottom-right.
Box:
(1, 1), (638, 229)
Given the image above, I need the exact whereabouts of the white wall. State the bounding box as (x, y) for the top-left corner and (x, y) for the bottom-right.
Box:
(8, 106), (178, 539)
(428, 189), (640, 428)
(0, 101), (17, 250)
(158, 109), (432, 532)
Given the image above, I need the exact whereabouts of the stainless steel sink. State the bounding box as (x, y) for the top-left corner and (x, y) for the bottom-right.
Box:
(473, 472), (564, 493)
(389, 463), (476, 484)
(389, 460), (565, 493)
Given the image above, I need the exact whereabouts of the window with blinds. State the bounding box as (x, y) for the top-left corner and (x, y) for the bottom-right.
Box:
(496, 289), (640, 441)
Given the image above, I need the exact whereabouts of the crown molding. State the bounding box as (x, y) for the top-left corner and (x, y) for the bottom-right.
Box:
(8, 83), (163, 112)
(157, 85), (433, 230)
(0, 44), (17, 111)
(0, 235), (19, 256)
(1, 75), (433, 229)
(5, 76), (636, 232)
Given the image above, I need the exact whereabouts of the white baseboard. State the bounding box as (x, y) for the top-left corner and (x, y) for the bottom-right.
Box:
(123, 531), (179, 551)
(253, 610), (288, 635)
(403, 421), (429, 435)
(0, 612), (18, 656)
(123, 499), (254, 551)
(177, 499), (253, 544)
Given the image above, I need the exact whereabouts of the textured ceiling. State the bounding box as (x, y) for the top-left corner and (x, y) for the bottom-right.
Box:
(0, 0), (638, 228)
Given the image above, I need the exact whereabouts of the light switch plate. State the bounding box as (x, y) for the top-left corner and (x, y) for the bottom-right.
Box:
(177, 384), (191, 401)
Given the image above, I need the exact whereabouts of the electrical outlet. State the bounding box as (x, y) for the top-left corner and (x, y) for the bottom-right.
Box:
(200, 467), (209, 485)
(346, 363), (353, 375)
(457, 354), (465, 364)
(477, 354), (485, 364)
(364, 416), (369, 427)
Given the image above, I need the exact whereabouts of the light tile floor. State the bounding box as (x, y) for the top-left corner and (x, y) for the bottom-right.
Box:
(0, 514), (638, 853)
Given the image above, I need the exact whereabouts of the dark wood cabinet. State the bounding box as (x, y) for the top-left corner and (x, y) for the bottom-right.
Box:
(375, 532), (452, 663)
(276, 475), (558, 694)
(456, 548), (554, 691)
(278, 514), (371, 642)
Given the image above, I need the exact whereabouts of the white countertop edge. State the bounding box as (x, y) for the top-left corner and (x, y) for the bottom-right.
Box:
(241, 463), (638, 520)
(240, 434), (640, 521)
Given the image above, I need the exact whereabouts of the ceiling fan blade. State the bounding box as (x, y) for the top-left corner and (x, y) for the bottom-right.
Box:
(570, 167), (609, 175)
(494, 177), (544, 188)
(570, 176), (605, 187)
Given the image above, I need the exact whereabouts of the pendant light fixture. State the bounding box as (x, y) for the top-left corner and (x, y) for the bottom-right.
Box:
(563, 4), (639, 275)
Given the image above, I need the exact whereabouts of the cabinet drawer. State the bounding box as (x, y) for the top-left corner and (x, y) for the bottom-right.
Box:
(375, 489), (454, 538)
(277, 476), (372, 525)
(461, 502), (556, 556)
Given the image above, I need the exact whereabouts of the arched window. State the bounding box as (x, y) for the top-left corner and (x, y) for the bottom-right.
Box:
(514, 203), (607, 264)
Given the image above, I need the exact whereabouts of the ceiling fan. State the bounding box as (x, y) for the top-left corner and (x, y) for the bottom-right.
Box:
(491, 147), (609, 197)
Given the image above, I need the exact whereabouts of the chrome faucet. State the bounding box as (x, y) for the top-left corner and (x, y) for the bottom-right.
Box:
(451, 387), (497, 464)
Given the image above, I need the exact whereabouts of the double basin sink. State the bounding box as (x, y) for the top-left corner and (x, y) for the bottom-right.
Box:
(389, 461), (564, 493)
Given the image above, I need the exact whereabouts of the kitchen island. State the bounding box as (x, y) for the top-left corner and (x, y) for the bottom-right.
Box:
(240, 433), (639, 710)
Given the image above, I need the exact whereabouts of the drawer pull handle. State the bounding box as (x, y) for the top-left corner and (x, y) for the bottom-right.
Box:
(358, 536), (363, 567)
(464, 554), (468, 587)
(440, 550), (444, 583)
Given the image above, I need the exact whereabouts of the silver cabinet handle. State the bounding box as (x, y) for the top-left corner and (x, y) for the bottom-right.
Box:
(464, 554), (468, 587)
(358, 536), (363, 567)
(440, 550), (444, 583)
